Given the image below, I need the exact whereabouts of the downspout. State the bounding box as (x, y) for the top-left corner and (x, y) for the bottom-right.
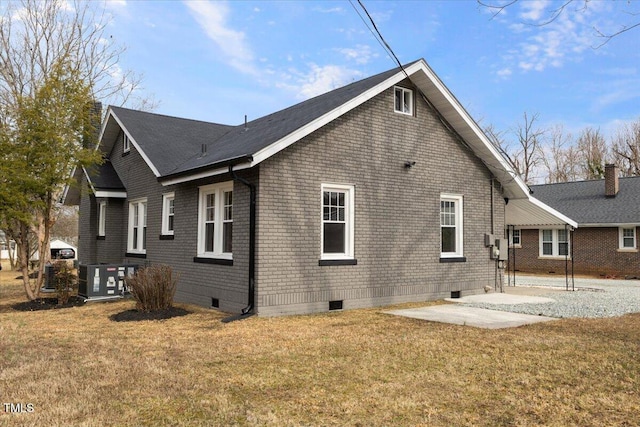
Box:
(229, 165), (256, 315)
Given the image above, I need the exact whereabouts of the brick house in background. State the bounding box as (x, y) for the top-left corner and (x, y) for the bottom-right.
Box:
(509, 164), (640, 277)
(65, 59), (573, 316)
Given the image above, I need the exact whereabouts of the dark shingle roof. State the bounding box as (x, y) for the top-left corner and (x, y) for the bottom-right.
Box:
(86, 160), (125, 190)
(110, 62), (417, 179)
(109, 107), (234, 176)
(530, 177), (640, 225)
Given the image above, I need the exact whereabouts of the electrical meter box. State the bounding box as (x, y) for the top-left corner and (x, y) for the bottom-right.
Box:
(78, 264), (138, 300)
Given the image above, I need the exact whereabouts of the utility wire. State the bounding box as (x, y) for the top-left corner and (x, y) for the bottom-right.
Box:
(351, 0), (520, 187)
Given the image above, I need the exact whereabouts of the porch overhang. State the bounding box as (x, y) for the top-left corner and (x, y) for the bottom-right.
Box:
(506, 196), (577, 229)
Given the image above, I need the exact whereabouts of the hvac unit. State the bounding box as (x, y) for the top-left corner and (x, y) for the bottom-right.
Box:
(78, 264), (138, 300)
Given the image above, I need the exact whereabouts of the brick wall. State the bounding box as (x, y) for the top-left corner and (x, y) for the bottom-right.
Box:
(256, 81), (506, 316)
(512, 227), (640, 277)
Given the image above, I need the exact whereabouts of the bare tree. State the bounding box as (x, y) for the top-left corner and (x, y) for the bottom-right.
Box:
(485, 113), (546, 184)
(542, 124), (580, 183)
(611, 117), (640, 177)
(576, 127), (608, 180)
(0, 0), (151, 299)
(477, 0), (640, 47)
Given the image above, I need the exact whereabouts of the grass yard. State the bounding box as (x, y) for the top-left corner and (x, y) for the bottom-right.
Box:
(1, 264), (639, 426)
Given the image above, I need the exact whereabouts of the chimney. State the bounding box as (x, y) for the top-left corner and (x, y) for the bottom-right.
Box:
(605, 164), (619, 197)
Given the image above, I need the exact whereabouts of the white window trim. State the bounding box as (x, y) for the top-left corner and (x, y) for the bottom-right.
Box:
(538, 229), (571, 258)
(161, 192), (175, 236)
(123, 134), (131, 153)
(394, 86), (414, 115)
(320, 183), (355, 260)
(98, 201), (107, 237)
(440, 194), (464, 258)
(197, 181), (233, 259)
(618, 226), (637, 251)
(127, 198), (147, 254)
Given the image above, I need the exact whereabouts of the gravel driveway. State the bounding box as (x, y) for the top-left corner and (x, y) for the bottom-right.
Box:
(463, 274), (640, 319)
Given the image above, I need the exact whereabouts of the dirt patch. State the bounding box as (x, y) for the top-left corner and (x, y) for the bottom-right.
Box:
(11, 296), (86, 311)
(109, 307), (191, 322)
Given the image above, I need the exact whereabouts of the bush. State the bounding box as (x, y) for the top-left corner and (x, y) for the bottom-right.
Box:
(53, 261), (76, 305)
(125, 264), (178, 312)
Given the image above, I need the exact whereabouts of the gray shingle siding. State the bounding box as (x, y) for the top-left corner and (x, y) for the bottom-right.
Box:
(255, 84), (504, 316)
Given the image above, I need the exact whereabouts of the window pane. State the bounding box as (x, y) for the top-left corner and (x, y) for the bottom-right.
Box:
(142, 227), (147, 250)
(224, 191), (233, 221)
(168, 215), (174, 232)
(133, 228), (138, 250)
(442, 227), (456, 253)
(559, 242), (568, 256)
(558, 229), (567, 242)
(223, 223), (232, 253)
(324, 223), (345, 253)
(543, 242), (553, 255)
(542, 230), (553, 242)
(205, 223), (215, 252)
(395, 89), (402, 111)
(206, 194), (215, 221)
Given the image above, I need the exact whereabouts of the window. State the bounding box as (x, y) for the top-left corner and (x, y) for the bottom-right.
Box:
(123, 134), (131, 153)
(440, 194), (464, 258)
(510, 229), (521, 247)
(619, 227), (636, 250)
(394, 86), (413, 115)
(321, 184), (355, 260)
(197, 182), (233, 259)
(98, 201), (107, 237)
(162, 193), (175, 235)
(128, 199), (147, 253)
(539, 229), (570, 257)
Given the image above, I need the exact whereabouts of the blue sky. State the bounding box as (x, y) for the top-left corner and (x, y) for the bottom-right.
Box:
(103, 0), (640, 141)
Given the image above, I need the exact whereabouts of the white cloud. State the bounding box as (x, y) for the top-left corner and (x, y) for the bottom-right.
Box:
(184, 0), (257, 76)
(496, 68), (512, 78)
(519, 0), (549, 22)
(335, 44), (377, 65)
(276, 64), (364, 100)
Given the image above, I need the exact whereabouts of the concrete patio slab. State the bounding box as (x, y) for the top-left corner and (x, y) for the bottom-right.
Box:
(445, 293), (556, 305)
(386, 304), (556, 329)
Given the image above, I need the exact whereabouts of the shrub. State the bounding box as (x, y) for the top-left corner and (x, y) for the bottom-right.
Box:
(125, 264), (178, 312)
(53, 261), (76, 305)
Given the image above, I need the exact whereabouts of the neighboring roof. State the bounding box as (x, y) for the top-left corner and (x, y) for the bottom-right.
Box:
(93, 58), (573, 227)
(530, 177), (640, 225)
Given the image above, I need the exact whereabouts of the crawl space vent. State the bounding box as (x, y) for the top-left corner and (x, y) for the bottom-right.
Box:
(329, 300), (343, 311)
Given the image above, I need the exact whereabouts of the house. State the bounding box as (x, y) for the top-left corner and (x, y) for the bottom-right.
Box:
(509, 164), (640, 277)
(65, 59), (575, 316)
(0, 230), (16, 260)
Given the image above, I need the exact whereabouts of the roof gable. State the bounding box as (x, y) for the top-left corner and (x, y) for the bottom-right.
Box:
(91, 58), (573, 227)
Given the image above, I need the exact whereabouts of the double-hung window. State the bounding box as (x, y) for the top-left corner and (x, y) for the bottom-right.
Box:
(98, 201), (107, 237)
(162, 193), (175, 236)
(128, 199), (147, 253)
(321, 184), (355, 261)
(539, 229), (570, 257)
(440, 194), (464, 258)
(619, 227), (637, 250)
(394, 86), (413, 115)
(510, 229), (521, 247)
(197, 182), (233, 259)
